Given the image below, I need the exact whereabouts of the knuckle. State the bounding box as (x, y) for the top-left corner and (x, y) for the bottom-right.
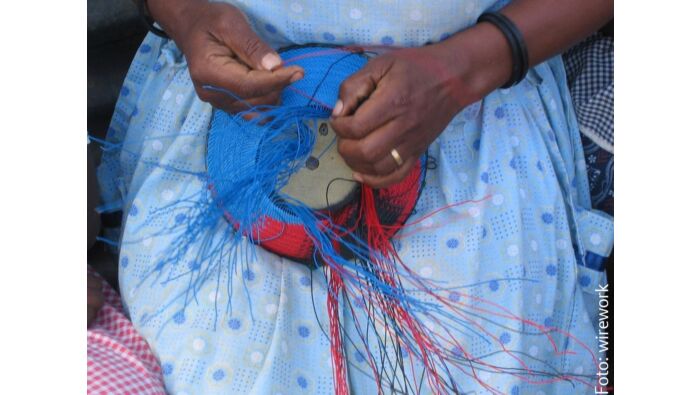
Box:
(347, 117), (367, 137)
(222, 5), (244, 23)
(349, 124), (366, 139)
(242, 35), (264, 58)
(235, 78), (254, 97)
(194, 87), (211, 102)
(338, 80), (353, 100)
(338, 122), (355, 138)
(329, 119), (347, 138)
(237, 77), (264, 98)
(357, 142), (381, 164)
(371, 162), (388, 176)
(339, 75), (364, 98)
(214, 13), (234, 33)
(336, 139), (352, 159)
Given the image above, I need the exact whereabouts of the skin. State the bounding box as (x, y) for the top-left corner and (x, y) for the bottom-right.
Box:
(148, 0), (305, 114)
(330, 0), (614, 187)
(146, 0), (613, 188)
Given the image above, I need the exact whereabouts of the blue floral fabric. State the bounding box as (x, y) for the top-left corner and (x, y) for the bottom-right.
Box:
(98, 1), (614, 394)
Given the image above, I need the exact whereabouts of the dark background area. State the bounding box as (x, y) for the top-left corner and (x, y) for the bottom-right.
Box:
(88, 0), (146, 289)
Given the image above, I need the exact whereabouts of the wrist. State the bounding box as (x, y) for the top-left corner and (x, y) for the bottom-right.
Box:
(436, 22), (514, 103)
(147, 0), (207, 41)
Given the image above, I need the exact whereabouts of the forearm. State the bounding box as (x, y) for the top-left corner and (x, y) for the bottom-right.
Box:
(442, 0), (613, 100)
(145, 0), (208, 41)
(503, 0), (613, 65)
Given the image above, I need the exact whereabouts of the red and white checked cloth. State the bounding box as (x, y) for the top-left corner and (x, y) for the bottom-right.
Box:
(87, 267), (167, 395)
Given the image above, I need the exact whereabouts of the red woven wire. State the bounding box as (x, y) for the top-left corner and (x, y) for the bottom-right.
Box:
(230, 160), (423, 262)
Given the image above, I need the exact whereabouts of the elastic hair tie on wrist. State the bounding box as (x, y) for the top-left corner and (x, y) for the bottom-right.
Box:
(477, 11), (529, 88)
(137, 0), (170, 39)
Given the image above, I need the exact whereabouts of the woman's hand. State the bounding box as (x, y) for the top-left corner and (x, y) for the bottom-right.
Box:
(148, 0), (304, 113)
(330, 0), (612, 189)
(330, 25), (514, 189)
(88, 272), (104, 327)
(330, 36), (505, 188)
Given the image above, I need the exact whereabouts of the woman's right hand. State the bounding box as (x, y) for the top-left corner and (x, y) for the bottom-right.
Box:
(148, 0), (304, 113)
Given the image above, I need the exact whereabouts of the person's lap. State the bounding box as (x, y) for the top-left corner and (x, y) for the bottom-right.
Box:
(98, 31), (611, 393)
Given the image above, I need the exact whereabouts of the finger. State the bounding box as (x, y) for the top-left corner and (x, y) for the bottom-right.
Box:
(204, 89), (281, 114)
(337, 119), (412, 175)
(331, 81), (402, 140)
(365, 144), (412, 177)
(200, 58), (303, 99)
(330, 65), (379, 121)
(354, 155), (418, 189)
(218, 15), (282, 71)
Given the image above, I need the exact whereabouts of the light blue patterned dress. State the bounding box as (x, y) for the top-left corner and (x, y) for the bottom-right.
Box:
(98, 1), (614, 394)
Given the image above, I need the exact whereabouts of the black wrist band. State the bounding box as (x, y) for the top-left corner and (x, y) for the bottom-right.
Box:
(477, 12), (529, 88)
(137, 0), (170, 39)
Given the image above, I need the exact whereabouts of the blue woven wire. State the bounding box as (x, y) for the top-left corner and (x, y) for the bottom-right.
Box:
(206, 47), (368, 226)
(279, 46), (368, 109)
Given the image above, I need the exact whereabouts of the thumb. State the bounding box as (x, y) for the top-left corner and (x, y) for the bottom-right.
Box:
(332, 68), (377, 118)
(224, 21), (282, 71)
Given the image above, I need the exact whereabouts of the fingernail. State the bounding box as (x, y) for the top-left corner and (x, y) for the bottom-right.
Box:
(291, 72), (304, 83)
(332, 100), (344, 117)
(261, 53), (282, 71)
(352, 172), (364, 183)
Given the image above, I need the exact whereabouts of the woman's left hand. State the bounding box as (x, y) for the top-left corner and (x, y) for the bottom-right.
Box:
(330, 22), (514, 188)
(330, 44), (473, 188)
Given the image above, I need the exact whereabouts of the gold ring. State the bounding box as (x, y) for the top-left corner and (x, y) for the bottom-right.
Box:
(390, 148), (404, 167)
